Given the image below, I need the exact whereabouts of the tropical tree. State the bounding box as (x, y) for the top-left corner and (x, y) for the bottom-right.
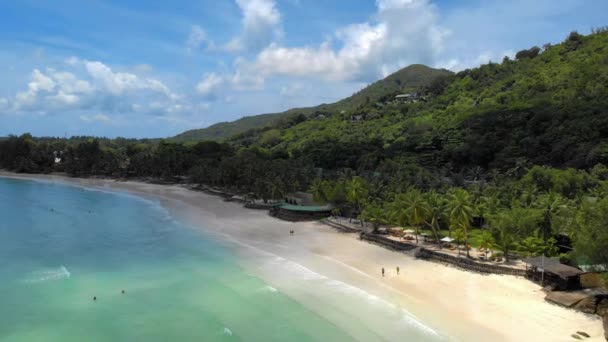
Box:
(490, 208), (541, 262)
(423, 191), (445, 246)
(476, 230), (495, 260)
(571, 197), (608, 268)
(310, 178), (328, 203)
(269, 177), (286, 201)
(360, 203), (387, 233)
(518, 186), (538, 208)
(490, 211), (519, 262)
(482, 193), (502, 217)
(452, 228), (466, 256)
(391, 190), (428, 244)
(346, 176), (369, 220)
(534, 192), (570, 241)
(517, 236), (559, 257)
(447, 189), (474, 257)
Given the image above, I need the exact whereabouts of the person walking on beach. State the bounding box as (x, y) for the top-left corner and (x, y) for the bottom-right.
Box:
(381, 267), (385, 277)
(396, 266), (400, 275)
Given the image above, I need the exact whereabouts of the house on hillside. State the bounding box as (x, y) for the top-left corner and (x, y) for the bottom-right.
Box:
(395, 93), (424, 104)
(350, 114), (365, 122)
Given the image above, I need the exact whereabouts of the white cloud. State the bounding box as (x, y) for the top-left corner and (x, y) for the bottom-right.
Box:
(197, 0), (282, 53)
(48, 91), (79, 106)
(230, 68), (264, 90)
(50, 70), (94, 94)
(196, 73), (224, 96)
(235, 0), (447, 84)
(10, 59), (184, 118)
(80, 114), (112, 123)
(228, 0), (282, 52)
(14, 69), (57, 109)
(376, 0), (415, 11)
(29, 69), (56, 92)
(83, 60), (175, 97)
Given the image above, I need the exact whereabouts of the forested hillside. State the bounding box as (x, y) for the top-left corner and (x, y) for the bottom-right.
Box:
(228, 31), (608, 174)
(1, 30), (608, 268)
(172, 64), (452, 142)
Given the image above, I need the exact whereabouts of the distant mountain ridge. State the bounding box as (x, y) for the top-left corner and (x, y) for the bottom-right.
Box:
(172, 64), (452, 142)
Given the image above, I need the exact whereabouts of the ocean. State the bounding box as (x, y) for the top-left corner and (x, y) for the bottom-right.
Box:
(0, 177), (442, 341)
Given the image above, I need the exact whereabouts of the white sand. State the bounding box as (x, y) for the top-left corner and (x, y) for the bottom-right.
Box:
(2, 172), (604, 341)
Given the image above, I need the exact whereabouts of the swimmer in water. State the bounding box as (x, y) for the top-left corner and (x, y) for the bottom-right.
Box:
(121, 290), (125, 294)
(93, 296), (97, 301)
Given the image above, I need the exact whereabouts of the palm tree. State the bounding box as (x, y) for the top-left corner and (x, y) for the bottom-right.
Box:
(360, 203), (386, 233)
(423, 191), (445, 247)
(477, 230), (495, 260)
(453, 228), (466, 256)
(269, 177), (286, 201)
(534, 192), (569, 242)
(482, 193), (502, 218)
(392, 190), (428, 244)
(447, 188), (474, 257)
(310, 178), (327, 203)
(519, 186), (538, 208)
(489, 208), (541, 262)
(346, 177), (369, 220)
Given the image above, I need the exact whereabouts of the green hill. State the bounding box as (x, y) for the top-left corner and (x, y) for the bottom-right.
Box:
(233, 30), (608, 172)
(172, 64), (452, 142)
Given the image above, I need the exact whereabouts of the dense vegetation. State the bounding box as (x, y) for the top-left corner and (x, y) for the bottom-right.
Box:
(172, 64), (452, 142)
(1, 30), (607, 269)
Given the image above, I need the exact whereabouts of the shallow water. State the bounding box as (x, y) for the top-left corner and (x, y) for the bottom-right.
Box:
(0, 177), (441, 341)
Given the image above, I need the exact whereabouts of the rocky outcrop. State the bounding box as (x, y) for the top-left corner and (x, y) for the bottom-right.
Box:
(545, 291), (608, 340)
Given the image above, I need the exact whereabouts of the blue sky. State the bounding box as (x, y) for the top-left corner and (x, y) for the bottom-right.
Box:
(0, 0), (606, 138)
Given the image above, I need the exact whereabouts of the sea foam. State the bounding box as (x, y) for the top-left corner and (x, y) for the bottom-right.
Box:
(23, 266), (71, 283)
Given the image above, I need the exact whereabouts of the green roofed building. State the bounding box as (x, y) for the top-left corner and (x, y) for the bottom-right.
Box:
(270, 203), (333, 222)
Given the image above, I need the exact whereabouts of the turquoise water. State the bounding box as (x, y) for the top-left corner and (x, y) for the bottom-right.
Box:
(0, 177), (362, 341)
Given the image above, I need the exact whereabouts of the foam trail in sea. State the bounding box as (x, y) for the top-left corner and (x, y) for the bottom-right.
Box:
(23, 266), (71, 283)
(260, 285), (278, 293)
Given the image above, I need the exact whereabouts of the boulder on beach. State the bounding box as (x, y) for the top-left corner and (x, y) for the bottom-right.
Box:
(574, 296), (599, 314)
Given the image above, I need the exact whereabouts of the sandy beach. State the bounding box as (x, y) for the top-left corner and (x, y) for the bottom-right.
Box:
(1, 172), (604, 341)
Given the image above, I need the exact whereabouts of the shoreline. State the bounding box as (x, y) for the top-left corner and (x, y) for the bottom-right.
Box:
(1, 171), (604, 341)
